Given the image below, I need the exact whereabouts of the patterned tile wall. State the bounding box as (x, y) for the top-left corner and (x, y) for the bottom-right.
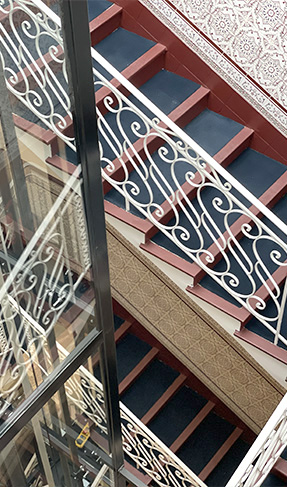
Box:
(172, 0), (287, 106)
(140, 0), (287, 135)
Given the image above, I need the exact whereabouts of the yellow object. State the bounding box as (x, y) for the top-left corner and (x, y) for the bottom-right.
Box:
(75, 423), (90, 448)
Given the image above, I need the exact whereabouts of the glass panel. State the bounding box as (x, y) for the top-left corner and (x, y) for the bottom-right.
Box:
(0, 0), (99, 415)
(0, 356), (113, 487)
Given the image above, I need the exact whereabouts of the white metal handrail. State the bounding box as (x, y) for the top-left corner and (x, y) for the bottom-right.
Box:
(226, 393), (287, 487)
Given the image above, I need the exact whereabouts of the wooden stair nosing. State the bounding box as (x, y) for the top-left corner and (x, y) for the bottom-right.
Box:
(198, 426), (243, 481)
(141, 373), (187, 425)
(90, 4), (122, 45)
(139, 239), (202, 279)
(234, 329), (287, 365)
(170, 400), (215, 454)
(114, 319), (133, 342)
(118, 347), (159, 395)
(214, 127), (253, 167)
(46, 155), (77, 175)
(104, 200), (152, 233)
(186, 284), (249, 323)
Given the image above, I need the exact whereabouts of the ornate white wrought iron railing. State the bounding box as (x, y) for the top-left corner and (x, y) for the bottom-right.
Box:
(226, 393), (287, 487)
(1, 0), (287, 349)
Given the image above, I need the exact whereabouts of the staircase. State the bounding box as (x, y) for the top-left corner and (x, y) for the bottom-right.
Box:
(5, 0), (287, 358)
(110, 305), (287, 487)
(35, 0), (287, 360)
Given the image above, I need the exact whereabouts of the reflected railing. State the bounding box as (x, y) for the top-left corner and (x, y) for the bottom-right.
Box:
(0, 165), (90, 415)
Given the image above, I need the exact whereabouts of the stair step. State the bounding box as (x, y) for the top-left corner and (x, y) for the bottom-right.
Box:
(114, 314), (126, 331)
(234, 328), (287, 364)
(204, 437), (250, 487)
(191, 172), (287, 311)
(114, 320), (132, 341)
(118, 346), (158, 395)
(12, 70), (67, 130)
(93, 27), (156, 81)
(88, 0), (113, 23)
(103, 85), (209, 208)
(227, 148), (287, 203)
(142, 124), (252, 242)
(262, 474), (287, 486)
(189, 170), (287, 285)
(92, 318), (132, 373)
(120, 359), (179, 418)
(90, 4), (122, 46)
(184, 108), (243, 157)
(130, 69), (200, 116)
(148, 385), (209, 447)
(170, 400), (215, 453)
(198, 426), (243, 481)
(175, 411), (236, 475)
(141, 373), (186, 425)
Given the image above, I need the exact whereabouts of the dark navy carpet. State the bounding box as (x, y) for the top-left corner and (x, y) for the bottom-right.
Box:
(149, 386), (207, 447)
(93, 27), (155, 81)
(120, 359), (178, 418)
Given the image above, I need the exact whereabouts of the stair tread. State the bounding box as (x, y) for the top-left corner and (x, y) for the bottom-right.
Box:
(148, 146), (287, 311)
(141, 373), (186, 424)
(227, 147), (287, 204)
(204, 437), (250, 487)
(104, 110), (245, 215)
(93, 27), (156, 81)
(116, 334), (152, 383)
(88, 0), (111, 21)
(13, 69), (68, 129)
(262, 474), (287, 486)
(131, 69), (200, 116)
(120, 359), (179, 418)
(199, 426), (243, 481)
(199, 189), (287, 313)
(183, 108), (243, 157)
(148, 385), (208, 447)
(176, 411), (236, 475)
(114, 314), (125, 330)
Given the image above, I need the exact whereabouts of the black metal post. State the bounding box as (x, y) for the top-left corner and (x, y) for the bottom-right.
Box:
(59, 1), (125, 484)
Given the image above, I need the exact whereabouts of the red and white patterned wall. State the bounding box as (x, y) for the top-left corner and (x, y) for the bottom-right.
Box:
(140, 0), (287, 135)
